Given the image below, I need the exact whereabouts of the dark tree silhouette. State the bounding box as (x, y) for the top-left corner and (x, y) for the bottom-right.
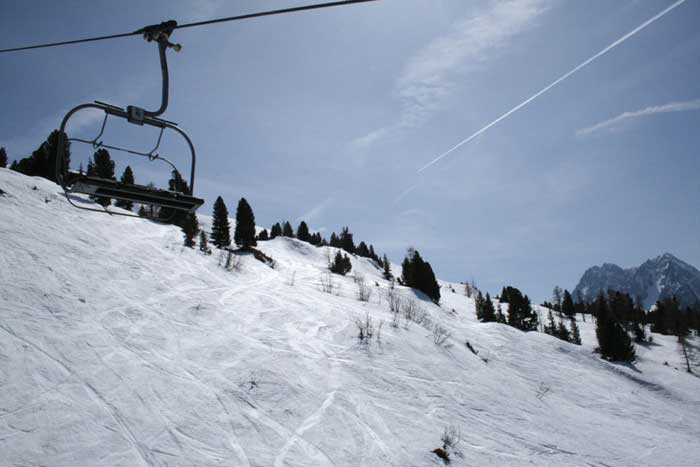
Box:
(234, 197), (257, 249)
(114, 166), (135, 211)
(211, 196), (231, 248)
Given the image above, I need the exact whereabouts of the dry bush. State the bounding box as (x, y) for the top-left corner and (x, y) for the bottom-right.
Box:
(432, 324), (452, 345)
(354, 313), (375, 344)
(356, 275), (373, 302)
(319, 272), (337, 294)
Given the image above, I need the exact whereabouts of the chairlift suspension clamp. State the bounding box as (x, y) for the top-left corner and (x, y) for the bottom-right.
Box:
(140, 20), (182, 52)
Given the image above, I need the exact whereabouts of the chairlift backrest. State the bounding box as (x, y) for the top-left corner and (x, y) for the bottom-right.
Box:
(55, 21), (204, 219)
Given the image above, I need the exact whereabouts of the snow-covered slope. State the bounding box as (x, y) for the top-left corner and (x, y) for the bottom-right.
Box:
(1, 168), (699, 467)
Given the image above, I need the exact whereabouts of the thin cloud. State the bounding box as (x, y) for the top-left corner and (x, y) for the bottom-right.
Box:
(297, 196), (334, 223)
(350, 0), (548, 149)
(416, 0), (688, 173)
(576, 99), (700, 136)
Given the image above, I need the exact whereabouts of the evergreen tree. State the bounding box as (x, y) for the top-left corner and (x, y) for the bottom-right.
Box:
(199, 230), (210, 254)
(594, 292), (635, 361)
(544, 310), (556, 335)
(570, 317), (582, 345)
(330, 251), (352, 275)
(401, 249), (440, 303)
(475, 291), (485, 321)
(0, 147), (7, 168)
(282, 221), (294, 237)
(234, 197), (257, 248)
(496, 302), (507, 323)
(481, 293), (497, 322)
(90, 149), (115, 206)
(339, 227), (356, 254)
(382, 253), (392, 280)
(211, 196), (231, 248)
(503, 286), (539, 332)
(561, 289), (575, 317)
(160, 170), (191, 226)
(182, 213), (199, 248)
(114, 166), (135, 211)
(356, 241), (370, 258)
(257, 229), (269, 241)
(329, 232), (340, 248)
(556, 318), (571, 342)
(296, 221), (310, 242)
(270, 223), (282, 239)
(369, 245), (377, 262)
(137, 205), (148, 217)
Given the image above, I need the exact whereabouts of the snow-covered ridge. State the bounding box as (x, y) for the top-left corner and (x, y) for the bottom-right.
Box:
(1, 168), (699, 467)
(574, 253), (700, 309)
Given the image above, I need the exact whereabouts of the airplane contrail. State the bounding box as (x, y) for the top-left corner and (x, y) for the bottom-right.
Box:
(417, 0), (688, 174)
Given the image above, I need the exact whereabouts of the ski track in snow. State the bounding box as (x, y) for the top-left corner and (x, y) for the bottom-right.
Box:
(1, 168), (700, 466)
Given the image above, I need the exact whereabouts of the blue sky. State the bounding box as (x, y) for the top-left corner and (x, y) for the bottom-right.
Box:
(2, 0), (699, 302)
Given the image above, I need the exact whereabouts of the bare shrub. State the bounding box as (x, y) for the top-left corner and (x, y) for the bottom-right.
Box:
(354, 313), (375, 344)
(319, 272), (337, 294)
(220, 249), (242, 271)
(433, 324), (452, 345)
(441, 425), (462, 450)
(356, 275), (373, 302)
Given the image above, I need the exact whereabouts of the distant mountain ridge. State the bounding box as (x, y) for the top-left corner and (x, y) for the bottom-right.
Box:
(573, 253), (700, 309)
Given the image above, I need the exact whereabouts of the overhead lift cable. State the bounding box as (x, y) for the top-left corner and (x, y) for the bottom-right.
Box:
(0, 0), (378, 53)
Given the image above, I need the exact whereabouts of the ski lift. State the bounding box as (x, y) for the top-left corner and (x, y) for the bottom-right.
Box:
(55, 20), (204, 218)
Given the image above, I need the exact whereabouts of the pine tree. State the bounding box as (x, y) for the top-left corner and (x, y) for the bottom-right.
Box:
(199, 230), (210, 254)
(0, 147), (7, 168)
(561, 290), (575, 317)
(570, 317), (582, 345)
(270, 223), (282, 239)
(257, 229), (269, 241)
(114, 166), (135, 210)
(329, 232), (340, 248)
(382, 253), (392, 280)
(296, 221), (310, 242)
(356, 241), (370, 257)
(503, 286), (538, 332)
(339, 227), (356, 254)
(211, 196), (231, 248)
(595, 292), (635, 361)
(481, 293), (497, 322)
(369, 245), (377, 262)
(544, 310), (556, 335)
(556, 318), (571, 342)
(496, 302), (506, 323)
(282, 221), (294, 237)
(330, 251), (352, 275)
(182, 213), (199, 248)
(401, 249), (440, 303)
(475, 291), (485, 321)
(90, 149), (115, 206)
(160, 170), (192, 226)
(234, 197), (257, 248)
(45, 130), (70, 182)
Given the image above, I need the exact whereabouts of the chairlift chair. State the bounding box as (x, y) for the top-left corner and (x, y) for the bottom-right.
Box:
(55, 21), (204, 218)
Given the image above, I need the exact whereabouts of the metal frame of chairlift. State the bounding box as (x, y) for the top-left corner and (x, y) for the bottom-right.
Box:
(55, 20), (204, 218)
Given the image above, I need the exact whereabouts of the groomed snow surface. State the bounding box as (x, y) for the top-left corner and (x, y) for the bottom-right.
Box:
(1, 168), (699, 467)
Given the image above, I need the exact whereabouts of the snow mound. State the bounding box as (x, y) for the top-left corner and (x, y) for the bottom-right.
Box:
(1, 168), (699, 466)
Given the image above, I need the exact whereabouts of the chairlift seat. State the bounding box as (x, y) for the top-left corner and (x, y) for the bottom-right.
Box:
(70, 174), (204, 212)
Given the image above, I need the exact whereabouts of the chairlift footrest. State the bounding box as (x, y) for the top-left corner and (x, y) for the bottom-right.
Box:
(70, 175), (204, 212)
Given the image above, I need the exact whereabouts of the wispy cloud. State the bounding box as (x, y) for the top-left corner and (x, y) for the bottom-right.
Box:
(576, 98), (700, 136)
(351, 0), (548, 149)
(297, 195), (334, 223)
(416, 0), (688, 173)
